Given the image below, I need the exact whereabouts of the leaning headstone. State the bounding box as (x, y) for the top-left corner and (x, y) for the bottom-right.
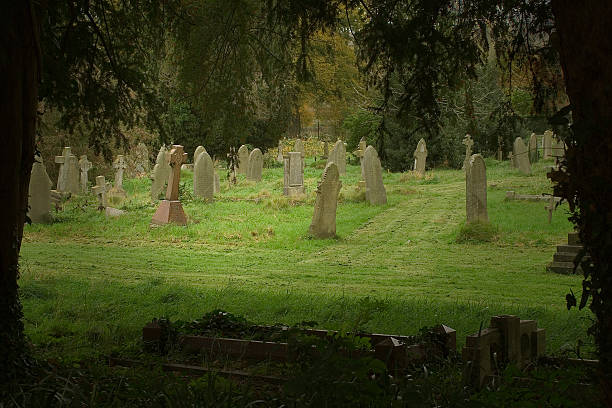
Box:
(414, 138), (427, 176)
(466, 154), (488, 223)
(151, 146), (171, 201)
(309, 162), (342, 238)
(28, 155), (53, 223)
(246, 148), (263, 182)
(293, 139), (305, 157)
(110, 154), (128, 198)
(513, 137), (531, 174)
(193, 150), (214, 202)
(283, 151), (305, 196)
(543, 130), (553, 159)
(151, 145), (188, 225)
(462, 134), (474, 170)
(528, 133), (538, 163)
(327, 140), (346, 175)
(237, 145), (249, 175)
(92, 175), (109, 208)
(364, 146), (387, 205)
(78, 155), (92, 193)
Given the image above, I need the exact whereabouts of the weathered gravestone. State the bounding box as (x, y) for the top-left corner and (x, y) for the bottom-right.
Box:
(354, 137), (367, 190)
(326, 139), (346, 175)
(508, 151), (516, 168)
(513, 137), (531, 174)
(276, 140), (284, 162)
(151, 145), (188, 225)
(413, 138), (427, 176)
(364, 146), (387, 205)
(129, 142), (150, 177)
(542, 130), (553, 159)
(246, 148), (263, 182)
(194, 146), (206, 163)
(237, 145), (249, 175)
(551, 137), (565, 160)
(28, 155), (53, 223)
(109, 154), (128, 198)
(528, 133), (538, 163)
(55, 147), (80, 194)
(193, 150), (214, 202)
(151, 146), (171, 201)
(92, 175), (110, 208)
(283, 151), (305, 196)
(309, 162), (342, 238)
(322, 140), (329, 159)
(78, 155), (92, 193)
(465, 154), (488, 224)
(462, 134), (474, 170)
(293, 139), (305, 158)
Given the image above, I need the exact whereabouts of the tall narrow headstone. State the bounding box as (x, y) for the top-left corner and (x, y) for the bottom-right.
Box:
(55, 147), (80, 194)
(543, 130), (553, 159)
(462, 134), (474, 170)
(92, 175), (109, 208)
(193, 150), (214, 202)
(309, 162), (342, 238)
(293, 139), (305, 157)
(364, 146), (387, 205)
(28, 155), (53, 223)
(151, 146), (171, 201)
(78, 155), (92, 193)
(466, 154), (488, 223)
(151, 145), (188, 225)
(276, 140), (284, 162)
(66, 154), (80, 194)
(414, 138), (428, 176)
(237, 145), (249, 175)
(283, 151), (305, 196)
(513, 137), (531, 174)
(528, 133), (538, 163)
(246, 148), (263, 182)
(327, 140), (346, 175)
(109, 154), (128, 198)
(322, 141), (329, 159)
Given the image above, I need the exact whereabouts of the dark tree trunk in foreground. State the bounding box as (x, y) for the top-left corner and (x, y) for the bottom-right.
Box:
(0, 2), (39, 381)
(551, 1), (612, 404)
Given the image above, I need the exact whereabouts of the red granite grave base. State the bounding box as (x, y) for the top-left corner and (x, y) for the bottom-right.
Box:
(151, 200), (187, 226)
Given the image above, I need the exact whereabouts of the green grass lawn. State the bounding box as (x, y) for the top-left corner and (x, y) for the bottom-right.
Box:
(19, 156), (594, 362)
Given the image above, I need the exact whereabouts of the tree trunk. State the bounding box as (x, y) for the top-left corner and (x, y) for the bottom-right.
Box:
(0, 2), (40, 381)
(551, 1), (612, 405)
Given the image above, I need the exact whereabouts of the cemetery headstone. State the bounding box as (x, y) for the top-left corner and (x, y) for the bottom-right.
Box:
(551, 137), (565, 160)
(28, 155), (53, 223)
(237, 145), (249, 175)
(293, 139), (305, 157)
(528, 133), (538, 163)
(193, 150), (214, 202)
(513, 137), (531, 174)
(151, 145), (188, 225)
(92, 175), (109, 208)
(543, 130), (553, 159)
(55, 147), (80, 194)
(508, 151), (516, 168)
(110, 154), (128, 198)
(462, 134), (474, 170)
(276, 140), (284, 162)
(309, 162), (342, 238)
(465, 154), (488, 223)
(151, 146), (171, 201)
(413, 138), (427, 176)
(364, 146), (387, 205)
(194, 146), (206, 163)
(129, 142), (150, 177)
(327, 139), (346, 175)
(283, 151), (305, 196)
(322, 140), (329, 159)
(78, 155), (92, 193)
(246, 148), (263, 182)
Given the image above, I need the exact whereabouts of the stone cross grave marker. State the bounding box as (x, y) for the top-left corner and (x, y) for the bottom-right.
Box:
(462, 134), (474, 170)
(151, 145), (188, 225)
(466, 154), (488, 223)
(364, 146), (387, 205)
(237, 145), (249, 175)
(55, 147), (80, 194)
(327, 139), (346, 175)
(309, 162), (342, 238)
(28, 155), (53, 223)
(543, 130), (553, 159)
(283, 151), (305, 196)
(513, 137), (531, 174)
(528, 133), (538, 163)
(413, 138), (427, 176)
(92, 175), (109, 208)
(78, 155), (92, 193)
(246, 148), (263, 182)
(151, 146), (171, 201)
(193, 149), (214, 202)
(110, 154), (128, 198)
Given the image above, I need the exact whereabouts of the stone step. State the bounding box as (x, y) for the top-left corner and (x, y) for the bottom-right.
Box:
(547, 261), (582, 275)
(568, 232), (581, 245)
(553, 252), (578, 263)
(557, 244), (583, 254)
